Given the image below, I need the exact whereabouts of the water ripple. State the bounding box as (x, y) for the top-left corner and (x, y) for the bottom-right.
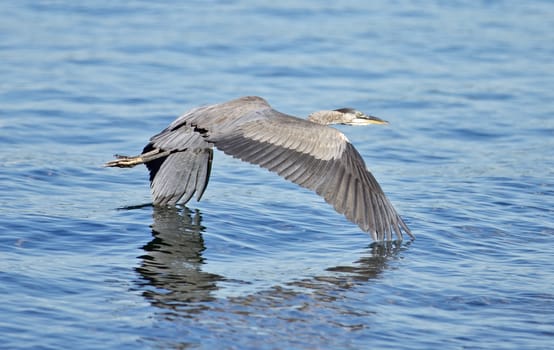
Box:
(2, 1), (554, 349)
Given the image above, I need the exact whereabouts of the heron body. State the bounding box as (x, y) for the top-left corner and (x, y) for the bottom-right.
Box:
(106, 96), (412, 241)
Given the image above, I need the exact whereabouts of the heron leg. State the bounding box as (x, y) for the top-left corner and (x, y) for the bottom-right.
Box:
(104, 148), (171, 168)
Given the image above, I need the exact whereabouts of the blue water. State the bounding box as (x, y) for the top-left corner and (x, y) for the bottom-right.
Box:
(1, 1), (553, 349)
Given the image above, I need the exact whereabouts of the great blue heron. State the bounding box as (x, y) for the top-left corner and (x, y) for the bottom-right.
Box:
(105, 96), (412, 241)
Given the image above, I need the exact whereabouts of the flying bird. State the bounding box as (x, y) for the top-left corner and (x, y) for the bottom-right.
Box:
(105, 96), (412, 241)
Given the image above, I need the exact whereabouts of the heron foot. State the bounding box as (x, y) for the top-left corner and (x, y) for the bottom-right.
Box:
(104, 148), (172, 168)
(104, 154), (144, 168)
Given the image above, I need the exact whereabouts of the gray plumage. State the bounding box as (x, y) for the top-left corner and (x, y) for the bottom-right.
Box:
(105, 96), (413, 241)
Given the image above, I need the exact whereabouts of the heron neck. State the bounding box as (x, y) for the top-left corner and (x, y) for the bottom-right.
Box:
(307, 110), (343, 125)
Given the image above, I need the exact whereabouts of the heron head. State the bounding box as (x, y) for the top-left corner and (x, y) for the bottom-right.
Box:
(333, 108), (389, 126)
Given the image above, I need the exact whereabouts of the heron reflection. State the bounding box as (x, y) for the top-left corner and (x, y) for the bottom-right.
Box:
(135, 206), (223, 305)
(225, 242), (408, 310)
(134, 207), (406, 312)
(291, 241), (407, 291)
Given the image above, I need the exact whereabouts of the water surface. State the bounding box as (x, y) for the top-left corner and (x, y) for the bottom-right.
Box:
(1, 1), (553, 349)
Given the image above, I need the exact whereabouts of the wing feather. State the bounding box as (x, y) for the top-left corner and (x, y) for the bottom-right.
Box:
(144, 123), (213, 205)
(150, 149), (212, 206)
(250, 144), (289, 168)
(282, 156), (318, 186)
(270, 153), (301, 176)
(332, 171), (350, 214)
(259, 149), (296, 171)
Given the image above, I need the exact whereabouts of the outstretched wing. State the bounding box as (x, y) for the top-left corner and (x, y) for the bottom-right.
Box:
(192, 104), (412, 241)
